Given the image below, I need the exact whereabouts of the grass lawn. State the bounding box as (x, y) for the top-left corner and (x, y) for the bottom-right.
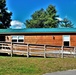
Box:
(0, 56), (76, 75)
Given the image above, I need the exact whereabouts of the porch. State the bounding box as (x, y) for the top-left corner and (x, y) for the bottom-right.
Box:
(0, 41), (76, 58)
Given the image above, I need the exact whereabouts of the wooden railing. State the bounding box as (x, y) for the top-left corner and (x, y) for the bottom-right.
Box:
(0, 41), (76, 58)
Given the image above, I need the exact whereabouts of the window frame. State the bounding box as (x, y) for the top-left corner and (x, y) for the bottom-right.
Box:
(12, 35), (24, 43)
(63, 35), (70, 46)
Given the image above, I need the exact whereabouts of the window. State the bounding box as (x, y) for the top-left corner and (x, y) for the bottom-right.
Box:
(64, 41), (69, 46)
(63, 35), (70, 46)
(12, 36), (24, 43)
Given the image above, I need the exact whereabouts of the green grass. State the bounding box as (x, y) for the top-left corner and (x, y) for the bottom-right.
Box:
(0, 56), (76, 75)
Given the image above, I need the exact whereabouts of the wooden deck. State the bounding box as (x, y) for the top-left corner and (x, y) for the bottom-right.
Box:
(0, 41), (76, 58)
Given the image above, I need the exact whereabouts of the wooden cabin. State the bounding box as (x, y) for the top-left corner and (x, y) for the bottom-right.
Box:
(0, 28), (76, 46)
(0, 28), (76, 58)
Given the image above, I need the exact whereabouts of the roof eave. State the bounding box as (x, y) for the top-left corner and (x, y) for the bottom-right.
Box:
(0, 32), (76, 35)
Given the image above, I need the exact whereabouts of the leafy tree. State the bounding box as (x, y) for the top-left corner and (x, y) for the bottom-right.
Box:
(25, 5), (59, 28)
(60, 18), (74, 28)
(0, 0), (12, 28)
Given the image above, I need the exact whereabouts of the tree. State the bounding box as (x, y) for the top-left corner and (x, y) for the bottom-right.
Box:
(25, 5), (59, 28)
(60, 18), (74, 28)
(44, 5), (59, 28)
(25, 8), (46, 28)
(0, 0), (12, 28)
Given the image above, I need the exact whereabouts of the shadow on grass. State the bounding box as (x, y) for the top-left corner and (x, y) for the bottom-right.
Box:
(0, 53), (45, 58)
(0, 53), (26, 57)
(0, 53), (58, 58)
(0, 53), (10, 56)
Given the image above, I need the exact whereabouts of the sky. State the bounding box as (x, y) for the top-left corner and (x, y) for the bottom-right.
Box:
(6, 0), (76, 28)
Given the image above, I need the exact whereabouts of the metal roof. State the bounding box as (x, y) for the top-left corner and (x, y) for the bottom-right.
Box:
(0, 28), (76, 35)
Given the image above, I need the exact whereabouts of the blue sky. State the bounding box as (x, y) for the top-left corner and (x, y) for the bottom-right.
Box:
(6, 0), (76, 28)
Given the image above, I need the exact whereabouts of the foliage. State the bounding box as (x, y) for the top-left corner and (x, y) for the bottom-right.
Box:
(0, 0), (12, 28)
(60, 18), (74, 28)
(0, 57), (76, 75)
(25, 5), (59, 28)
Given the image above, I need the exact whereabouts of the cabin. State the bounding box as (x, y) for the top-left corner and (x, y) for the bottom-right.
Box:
(0, 28), (76, 58)
(0, 28), (76, 46)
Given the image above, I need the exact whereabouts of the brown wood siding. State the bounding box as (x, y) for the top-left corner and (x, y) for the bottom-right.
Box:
(70, 35), (76, 46)
(24, 35), (62, 46)
(5, 35), (76, 46)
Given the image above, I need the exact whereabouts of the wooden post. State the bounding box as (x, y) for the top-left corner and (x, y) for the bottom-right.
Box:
(74, 47), (76, 58)
(11, 42), (13, 57)
(2, 44), (3, 50)
(61, 46), (64, 58)
(27, 44), (29, 58)
(44, 45), (46, 58)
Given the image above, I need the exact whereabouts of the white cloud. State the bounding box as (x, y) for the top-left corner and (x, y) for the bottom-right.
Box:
(10, 20), (25, 29)
(11, 20), (23, 26)
(57, 17), (63, 21)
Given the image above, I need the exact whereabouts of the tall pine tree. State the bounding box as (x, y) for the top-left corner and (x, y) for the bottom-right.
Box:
(60, 18), (74, 28)
(0, 0), (12, 28)
(25, 5), (59, 28)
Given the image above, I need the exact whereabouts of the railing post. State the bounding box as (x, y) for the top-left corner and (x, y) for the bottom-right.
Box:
(44, 45), (46, 58)
(11, 42), (13, 57)
(61, 46), (64, 58)
(74, 47), (76, 58)
(2, 44), (3, 50)
(27, 44), (29, 58)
